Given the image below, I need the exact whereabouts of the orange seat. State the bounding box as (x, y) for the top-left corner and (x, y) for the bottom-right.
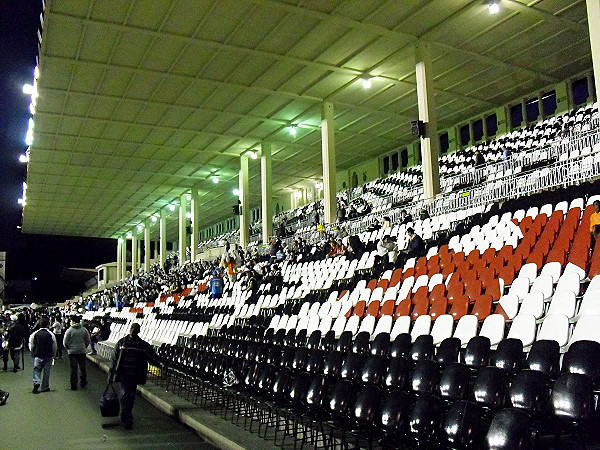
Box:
(412, 286), (429, 305)
(394, 299), (411, 319)
(353, 300), (367, 318)
(429, 284), (447, 303)
(449, 295), (469, 321)
(482, 277), (502, 301)
(429, 297), (448, 321)
(471, 294), (493, 321)
(464, 279), (483, 303)
(411, 296), (430, 321)
(379, 299), (395, 317)
(377, 279), (389, 290)
(389, 269), (403, 287)
(366, 279), (378, 290)
(497, 265), (516, 286)
(365, 300), (381, 317)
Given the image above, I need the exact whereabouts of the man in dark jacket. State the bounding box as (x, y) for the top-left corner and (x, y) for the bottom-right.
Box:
(109, 323), (162, 430)
(5, 315), (27, 372)
(28, 317), (57, 393)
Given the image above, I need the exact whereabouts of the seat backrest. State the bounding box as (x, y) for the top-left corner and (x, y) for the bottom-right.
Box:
(410, 359), (440, 395)
(551, 373), (593, 423)
(490, 338), (523, 374)
(462, 336), (491, 369)
(484, 408), (533, 450)
(507, 369), (547, 414)
(562, 340), (600, 382)
(524, 339), (560, 378)
(438, 362), (470, 402)
(471, 366), (506, 409)
(436, 337), (461, 366)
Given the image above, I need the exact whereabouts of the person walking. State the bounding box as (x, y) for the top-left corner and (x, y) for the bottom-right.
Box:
(63, 315), (90, 390)
(5, 314), (27, 372)
(108, 323), (162, 430)
(51, 316), (64, 358)
(28, 317), (57, 394)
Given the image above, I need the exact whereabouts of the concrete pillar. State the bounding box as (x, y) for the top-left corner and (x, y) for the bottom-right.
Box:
(587, 0), (600, 101)
(239, 156), (250, 248)
(415, 42), (440, 199)
(159, 208), (167, 268)
(131, 232), (138, 276)
(261, 142), (273, 244)
(116, 238), (122, 281)
(190, 189), (199, 262)
(178, 194), (188, 266)
(144, 219), (151, 273)
(121, 235), (128, 279)
(321, 102), (337, 224)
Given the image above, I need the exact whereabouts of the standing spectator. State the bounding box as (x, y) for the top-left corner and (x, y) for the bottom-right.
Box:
(28, 317), (57, 394)
(208, 271), (224, 299)
(108, 323), (162, 430)
(51, 316), (64, 359)
(5, 314), (27, 372)
(591, 200), (600, 242)
(63, 315), (90, 390)
(90, 317), (111, 355)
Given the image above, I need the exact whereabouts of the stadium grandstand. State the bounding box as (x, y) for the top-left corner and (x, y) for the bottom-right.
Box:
(10, 0), (600, 448)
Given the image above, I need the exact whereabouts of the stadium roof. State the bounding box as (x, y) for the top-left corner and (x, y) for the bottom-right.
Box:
(22, 0), (592, 239)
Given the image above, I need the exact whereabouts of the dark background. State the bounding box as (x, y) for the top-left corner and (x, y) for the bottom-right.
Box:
(0, 0), (116, 304)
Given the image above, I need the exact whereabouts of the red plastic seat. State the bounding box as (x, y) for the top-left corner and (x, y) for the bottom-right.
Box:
(411, 296), (430, 321)
(429, 297), (448, 321)
(389, 269), (403, 287)
(449, 295), (469, 321)
(394, 299), (411, 318)
(471, 294), (493, 321)
(365, 300), (381, 317)
(366, 279), (378, 290)
(482, 277), (502, 301)
(353, 300), (367, 318)
(464, 279), (483, 303)
(412, 286), (429, 305)
(377, 279), (389, 290)
(379, 299), (395, 317)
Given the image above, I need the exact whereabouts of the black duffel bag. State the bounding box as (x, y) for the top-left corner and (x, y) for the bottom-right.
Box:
(100, 382), (120, 417)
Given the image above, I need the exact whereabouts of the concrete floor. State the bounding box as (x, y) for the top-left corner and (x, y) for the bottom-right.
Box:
(0, 354), (216, 450)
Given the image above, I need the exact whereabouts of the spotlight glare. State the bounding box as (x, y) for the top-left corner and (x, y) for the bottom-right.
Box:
(137, 224), (143, 231)
(23, 84), (34, 95)
(362, 78), (372, 89)
(19, 154), (29, 163)
(233, 188), (240, 196)
(151, 216), (158, 223)
(250, 151), (257, 159)
(488, 2), (500, 14)
(289, 126), (297, 136)
(212, 176), (219, 184)
(168, 204), (176, 211)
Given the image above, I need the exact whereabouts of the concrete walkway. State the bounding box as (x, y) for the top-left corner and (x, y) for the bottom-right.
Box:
(0, 353), (216, 450)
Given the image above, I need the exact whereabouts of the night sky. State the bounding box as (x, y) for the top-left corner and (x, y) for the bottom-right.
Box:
(0, 1), (116, 304)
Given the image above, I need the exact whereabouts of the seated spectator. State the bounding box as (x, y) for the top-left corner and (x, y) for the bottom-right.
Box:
(400, 210), (413, 225)
(591, 200), (600, 242)
(347, 235), (366, 261)
(367, 219), (381, 232)
(502, 147), (511, 160)
(396, 227), (426, 268)
(474, 149), (486, 167)
(90, 317), (110, 355)
(382, 216), (392, 229)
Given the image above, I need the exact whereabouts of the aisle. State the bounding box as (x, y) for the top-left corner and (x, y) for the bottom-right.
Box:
(0, 353), (215, 450)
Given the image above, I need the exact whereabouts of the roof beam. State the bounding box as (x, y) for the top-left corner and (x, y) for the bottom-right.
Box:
(502, 0), (585, 31)
(243, 0), (557, 83)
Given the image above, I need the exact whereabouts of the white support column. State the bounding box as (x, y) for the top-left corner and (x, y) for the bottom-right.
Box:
(261, 142), (273, 244)
(131, 232), (138, 277)
(239, 156), (250, 248)
(415, 42), (441, 199)
(144, 220), (151, 273)
(178, 194), (188, 266)
(121, 235), (128, 279)
(588, 0), (600, 100)
(190, 188), (199, 262)
(159, 208), (167, 268)
(116, 238), (122, 281)
(321, 101), (337, 224)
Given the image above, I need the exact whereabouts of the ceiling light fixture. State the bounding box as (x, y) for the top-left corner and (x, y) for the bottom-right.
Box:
(185, 212), (192, 218)
(488, 1), (500, 14)
(168, 204), (176, 211)
(151, 215), (158, 223)
(126, 232), (133, 239)
(361, 77), (372, 89)
(233, 188), (240, 196)
(289, 125), (297, 136)
(212, 175), (219, 184)
(137, 224), (143, 231)
(294, 190), (302, 199)
(249, 151), (257, 160)
(19, 154), (29, 163)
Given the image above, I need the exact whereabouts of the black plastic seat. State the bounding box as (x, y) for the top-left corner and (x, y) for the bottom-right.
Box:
(351, 331), (371, 354)
(561, 340), (600, 383)
(491, 338), (523, 375)
(484, 408), (533, 450)
(410, 359), (439, 396)
(360, 354), (386, 385)
(471, 366), (507, 411)
(265, 345), (283, 366)
(335, 330), (354, 353)
(436, 337), (461, 366)
(462, 336), (491, 370)
(524, 339), (560, 379)
(383, 357), (410, 391)
(411, 334), (434, 362)
(408, 395), (445, 444)
(320, 330), (336, 351)
(322, 351), (344, 380)
(272, 328), (286, 347)
(507, 369), (547, 417)
(339, 353), (364, 382)
(290, 347), (310, 372)
(442, 400), (484, 449)
(376, 389), (412, 448)
(370, 332), (391, 356)
(390, 333), (411, 359)
(284, 329), (297, 347)
(305, 349), (325, 374)
(306, 330), (321, 349)
(438, 362), (470, 403)
(294, 328), (308, 347)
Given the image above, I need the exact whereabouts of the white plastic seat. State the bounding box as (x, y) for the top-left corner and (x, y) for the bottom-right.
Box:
(397, 276), (415, 302)
(530, 275), (553, 301)
(518, 292), (545, 320)
(546, 291), (576, 319)
(498, 294), (520, 320)
(507, 314), (537, 348)
(555, 272), (581, 296)
(373, 315), (393, 337)
(568, 315), (600, 346)
(562, 263), (586, 282)
(576, 288), (600, 319)
(317, 316), (332, 335)
(412, 275), (429, 293)
(539, 262), (562, 284)
(589, 275), (600, 291)
(428, 273), (444, 291)
(267, 315), (280, 330)
(390, 316), (411, 340)
(331, 316), (347, 338)
(430, 314), (454, 345)
(518, 263), (538, 284)
(358, 315), (376, 335)
(536, 314), (570, 348)
(344, 315), (360, 335)
(382, 286), (398, 302)
(479, 314), (505, 349)
(410, 315), (432, 342)
(286, 315), (298, 332)
(453, 315), (478, 347)
(508, 277), (531, 301)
